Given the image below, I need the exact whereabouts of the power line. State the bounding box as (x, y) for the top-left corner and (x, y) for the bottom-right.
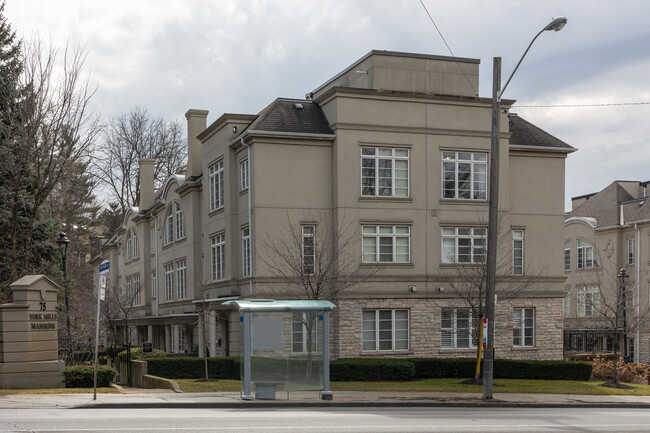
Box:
(515, 101), (650, 108)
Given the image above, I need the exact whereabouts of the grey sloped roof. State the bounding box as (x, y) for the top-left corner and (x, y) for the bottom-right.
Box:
(566, 182), (635, 227)
(509, 114), (575, 151)
(246, 98), (333, 135)
(621, 197), (650, 224)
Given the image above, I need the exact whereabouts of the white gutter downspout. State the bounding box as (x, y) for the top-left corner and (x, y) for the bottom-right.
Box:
(241, 137), (253, 297)
(634, 223), (641, 362)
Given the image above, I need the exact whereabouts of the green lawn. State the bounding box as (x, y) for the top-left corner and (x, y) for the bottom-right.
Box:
(174, 378), (650, 396)
(0, 387), (119, 395)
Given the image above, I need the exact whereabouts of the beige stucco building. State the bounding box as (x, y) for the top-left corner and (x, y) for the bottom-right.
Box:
(564, 181), (650, 363)
(92, 50), (575, 361)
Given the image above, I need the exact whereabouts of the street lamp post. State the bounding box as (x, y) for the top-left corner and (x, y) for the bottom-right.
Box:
(483, 16), (567, 400)
(618, 268), (630, 361)
(56, 232), (73, 365)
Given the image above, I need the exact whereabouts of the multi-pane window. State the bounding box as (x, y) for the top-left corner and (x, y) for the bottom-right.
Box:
(126, 274), (141, 305)
(513, 230), (524, 275)
(625, 285), (634, 309)
(577, 286), (600, 317)
(362, 309), (409, 351)
(577, 240), (597, 269)
(513, 308), (534, 347)
(175, 202), (185, 240)
(361, 147), (409, 197)
(125, 228), (138, 261)
(302, 225), (316, 275)
(165, 206), (174, 245)
(442, 227), (486, 263)
(179, 327), (186, 352)
(240, 159), (249, 191)
(563, 291), (571, 317)
(564, 241), (570, 271)
(442, 151), (487, 200)
(151, 270), (158, 298)
(211, 234), (225, 282)
(209, 160), (224, 211)
(176, 260), (187, 300)
(362, 225), (410, 263)
(441, 308), (477, 349)
(242, 227), (251, 277)
(628, 239), (635, 265)
(150, 224), (156, 255)
(292, 313), (319, 353)
(164, 264), (174, 301)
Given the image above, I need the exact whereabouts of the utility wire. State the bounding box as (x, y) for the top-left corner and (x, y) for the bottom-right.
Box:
(515, 101), (650, 108)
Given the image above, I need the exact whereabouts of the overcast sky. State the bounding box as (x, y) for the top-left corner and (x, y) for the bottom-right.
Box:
(5, 0), (650, 210)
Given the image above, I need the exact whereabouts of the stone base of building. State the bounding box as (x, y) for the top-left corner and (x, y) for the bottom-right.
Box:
(0, 360), (65, 389)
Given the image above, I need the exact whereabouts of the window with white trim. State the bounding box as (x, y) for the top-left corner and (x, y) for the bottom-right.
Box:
(165, 206), (174, 245)
(362, 225), (410, 263)
(151, 270), (157, 298)
(513, 308), (534, 347)
(176, 259), (187, 300)
(577, 286), (600, 317)
(132, 273), (141, 305)
(302, 225), (316, 275)
(563, 291), (571, 317)
(577, 240), (598, 269)
(240, 159), (249, 191)
(441, 308), (477, 349)
(211, 233), (225, 282)
(628, 239), (635, 265)
(150, 224), (156, 255)
(179, 327), (186, 352)
(175, 202), (185, 240)
(292, 312), (319, 353)
(442, 227), (486, 263)
(164, 264), (174, 301)
(564, 241), (570, 271)
(125, 228), (138, 261)
(362, 309), (409, 351)
(442, 151), (487, 200)
(513, 230), (524, 275)
(209, 160), (224, 211)
(242, 227), (251, 277)
(361, 147), (409, 197)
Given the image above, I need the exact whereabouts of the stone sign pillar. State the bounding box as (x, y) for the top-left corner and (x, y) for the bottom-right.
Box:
(0, 275), (65, 389)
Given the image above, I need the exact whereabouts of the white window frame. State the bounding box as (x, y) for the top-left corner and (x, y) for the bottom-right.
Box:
(165, 206), (174, 245)
(164, 263), (174, 301)
(441, 308), (477, 349)
(361, 147), (410, 198)
(513, 308), (535, 347)
(150, 223), (157, 255)
(209, 160), (224, 211)
(628, 239), (635, 265)
(442, 227), (487, 264)
(302, 225), (316, 275)
(175, 202), (185, 240)
(211, 233), (225, 282)
(563, 291), (571, 317)
(176, 259), (187, 300)
(577, 240), (597, 269)
(125, 228), (138, 261)
(242, 227), (251, 277)
(577, 286), (600, 317)
(362, 309), (410, 351)
(513, 230), (524, 275)
(132, 273), (141, 306)
(179, 327), (186, 353)
(362, 225), (411, 263)
(442, 151), (487, 200)
(240, 159), (249, 191)
(151, 270), (158, 298)
(564, 241), (570, 271)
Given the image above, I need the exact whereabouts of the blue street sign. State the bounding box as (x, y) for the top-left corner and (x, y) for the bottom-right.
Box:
(99, 260), (110, 274)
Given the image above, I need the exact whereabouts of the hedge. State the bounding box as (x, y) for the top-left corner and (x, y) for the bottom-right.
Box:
(409, 358), (477, 379)
(146, 357), (240, 380)
(117, 347), (166, 362)
(64, 365), (116, 388)
(331, 358), (416, 382)
(493, 359), (592, 381)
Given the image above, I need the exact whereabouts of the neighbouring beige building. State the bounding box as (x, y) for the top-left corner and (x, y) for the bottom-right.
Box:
(564, 181), (650, 363)
(92, 50), (575, 361)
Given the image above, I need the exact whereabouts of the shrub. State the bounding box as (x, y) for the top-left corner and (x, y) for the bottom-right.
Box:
(591, 355), (650, 384)
(494, 359), (592, 381)
(409, 358), (476, 379)
(147, 357), (240, 380)
(64, 365), (116, 388)
(117, 347), (166, 362)
(105, 345), (130, 358)
(331, 358), (415, 382)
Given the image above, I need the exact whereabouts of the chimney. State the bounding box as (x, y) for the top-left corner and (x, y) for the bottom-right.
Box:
(185, 109), (209, 179)
(139, 158), (155, 210)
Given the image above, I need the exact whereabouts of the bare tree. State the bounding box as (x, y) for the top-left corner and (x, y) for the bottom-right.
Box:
(94, 107), (186, 215)
(1, 36), (99, 293)
(440, 211), (545, 382)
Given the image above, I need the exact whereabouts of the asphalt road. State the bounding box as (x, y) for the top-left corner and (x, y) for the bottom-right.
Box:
(2, 407), (650, 433)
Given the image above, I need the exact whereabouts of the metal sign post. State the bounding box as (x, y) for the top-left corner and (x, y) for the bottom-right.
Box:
(94, 261), (109, 400)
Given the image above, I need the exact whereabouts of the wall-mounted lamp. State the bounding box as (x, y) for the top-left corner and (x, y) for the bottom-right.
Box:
(436, 286), (445, 292)
(233, 126), (238, 134)
(408, 285), (417, 293)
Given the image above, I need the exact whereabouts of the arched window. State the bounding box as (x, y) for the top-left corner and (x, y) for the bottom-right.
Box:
(165, 206), (174, 245)
(175, 202), (185, 240)
(125, 228), (138, 261)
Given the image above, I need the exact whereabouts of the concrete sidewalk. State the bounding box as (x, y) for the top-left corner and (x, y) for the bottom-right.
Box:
(2, 388), (650, 409)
